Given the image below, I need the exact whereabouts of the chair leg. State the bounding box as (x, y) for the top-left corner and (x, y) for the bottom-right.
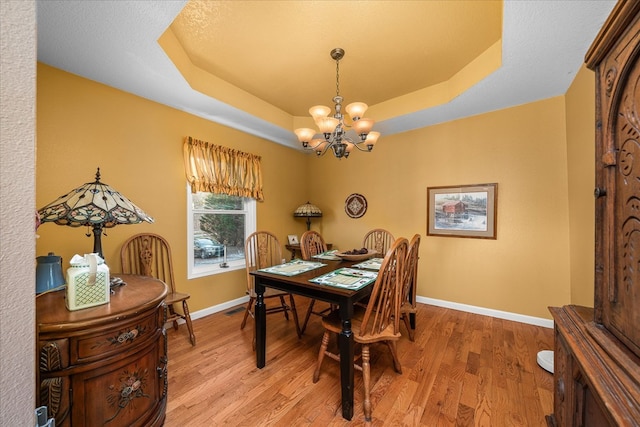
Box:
(168, 305), (179, 330)
(402, 313), (414, 342)
(240, 297), (255, 330)
(279, 295), (290, 320)
(182, 300), (196, 346)
(288, 294), (302, 338)
(386, 341), (402, 374)
(300, 299), (316, 336)
(313, 331), (330, 383)
(409, 312), (416, 341)
(362, 344), (372, 421)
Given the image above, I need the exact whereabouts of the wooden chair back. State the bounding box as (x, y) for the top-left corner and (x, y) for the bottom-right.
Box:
(120, 233), (176, 294)
(359, 237), (408, 338)
(300, 230), (327, 260)
(245, 231), (283, 296)
(402, 234), (421, 309)
(362, 229), (395, 257)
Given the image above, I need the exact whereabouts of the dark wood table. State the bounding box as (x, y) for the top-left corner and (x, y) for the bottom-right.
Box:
(250, 259), (372, 420)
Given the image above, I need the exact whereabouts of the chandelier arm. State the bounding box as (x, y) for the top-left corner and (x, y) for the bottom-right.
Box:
(350, 141), (372, 152)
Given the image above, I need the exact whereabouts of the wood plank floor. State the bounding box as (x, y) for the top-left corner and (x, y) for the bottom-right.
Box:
(164, 297), (554, 426)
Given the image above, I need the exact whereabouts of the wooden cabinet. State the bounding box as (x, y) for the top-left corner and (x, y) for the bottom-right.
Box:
(549, 1), (640, 426)
(36, 274), (168, 427)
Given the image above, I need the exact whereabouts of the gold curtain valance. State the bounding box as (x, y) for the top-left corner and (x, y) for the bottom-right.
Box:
(183, 136), (264, 201)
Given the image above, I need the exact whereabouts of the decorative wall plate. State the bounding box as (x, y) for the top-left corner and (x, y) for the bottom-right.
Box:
(345, 193), (367, 218)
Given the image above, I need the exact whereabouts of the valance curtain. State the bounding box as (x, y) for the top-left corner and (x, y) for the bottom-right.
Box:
(183, 136), (264, 201)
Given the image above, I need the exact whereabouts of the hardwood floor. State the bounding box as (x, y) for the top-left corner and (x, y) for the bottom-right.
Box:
(165, 297), (554, 426)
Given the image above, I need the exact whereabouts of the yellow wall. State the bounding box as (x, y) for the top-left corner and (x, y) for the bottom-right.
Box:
(36, 63), (310, 312)
(310, 97), (573, 319)
(565, 65), (596, 307)
(37, 62), (596, 320)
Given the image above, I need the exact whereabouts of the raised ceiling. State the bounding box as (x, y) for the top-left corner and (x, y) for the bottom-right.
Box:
(169, 0), (502, 117)
(36, 1), (616, 150)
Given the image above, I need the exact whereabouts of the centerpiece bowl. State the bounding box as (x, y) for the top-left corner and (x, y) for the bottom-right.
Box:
(334, 248), (378, 261)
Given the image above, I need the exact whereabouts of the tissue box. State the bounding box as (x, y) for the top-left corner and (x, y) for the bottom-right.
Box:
(66, 254), (110, 311)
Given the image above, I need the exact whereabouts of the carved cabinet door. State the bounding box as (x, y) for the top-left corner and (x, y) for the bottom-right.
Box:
(70, 337), (166, 427)
(595, 11), (640, 358)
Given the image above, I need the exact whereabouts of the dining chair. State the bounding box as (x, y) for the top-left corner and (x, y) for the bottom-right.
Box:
(299, 230), (334, 335)
(120, 233), (196, 345)
(400, 234), (421, 341)
(362, 228), (395, 257)
(312, 237), (409, 421)
(240, 231), (301, 339)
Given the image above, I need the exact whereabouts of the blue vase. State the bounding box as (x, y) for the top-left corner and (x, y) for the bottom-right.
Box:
(36, 252), (65, 294)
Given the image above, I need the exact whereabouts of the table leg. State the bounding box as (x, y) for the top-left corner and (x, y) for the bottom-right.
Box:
(338, 311), (354, 420)
(255, 282), (266, 368)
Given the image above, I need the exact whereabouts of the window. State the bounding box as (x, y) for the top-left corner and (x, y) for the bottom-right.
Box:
(187, 187), (256, 278)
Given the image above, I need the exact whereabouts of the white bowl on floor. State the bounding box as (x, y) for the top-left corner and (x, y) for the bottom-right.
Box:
(537, 350), (554, 374)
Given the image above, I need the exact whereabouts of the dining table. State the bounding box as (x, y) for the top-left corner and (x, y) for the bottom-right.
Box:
(250, 258), (376, 421)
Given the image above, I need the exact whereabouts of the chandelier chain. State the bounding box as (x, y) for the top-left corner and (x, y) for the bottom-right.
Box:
(335, 58), (340, 98)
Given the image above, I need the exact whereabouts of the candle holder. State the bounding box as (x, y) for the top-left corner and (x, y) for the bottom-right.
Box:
(220, 245), (229, 268)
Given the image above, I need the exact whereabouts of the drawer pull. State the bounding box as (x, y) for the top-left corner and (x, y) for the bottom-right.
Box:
(116, 329), (139, 343)
(594, 187), (606, 198)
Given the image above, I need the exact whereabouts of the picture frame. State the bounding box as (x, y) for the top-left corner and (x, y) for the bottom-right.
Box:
(427, 183), (497, 239)
(287, 234), (299, 245)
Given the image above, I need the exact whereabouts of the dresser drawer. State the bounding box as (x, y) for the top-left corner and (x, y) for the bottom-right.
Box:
(73, 308), (161, 364)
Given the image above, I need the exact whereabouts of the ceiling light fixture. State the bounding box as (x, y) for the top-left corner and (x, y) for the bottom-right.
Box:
(294, 48), (380, 159)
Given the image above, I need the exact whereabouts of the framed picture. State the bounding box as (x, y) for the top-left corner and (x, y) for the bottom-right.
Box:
(427, 183), (497, 239)
(287, 234), (299, 245)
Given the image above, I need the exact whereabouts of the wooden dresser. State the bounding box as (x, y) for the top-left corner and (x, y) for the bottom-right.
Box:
(549, 1), (640, 426)
(36, 274), (168, 427)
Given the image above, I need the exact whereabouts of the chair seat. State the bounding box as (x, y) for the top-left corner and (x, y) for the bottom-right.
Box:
(165, 291), (190, 305)
(400, 301), (417, 313)
(321, 308), (401, 344)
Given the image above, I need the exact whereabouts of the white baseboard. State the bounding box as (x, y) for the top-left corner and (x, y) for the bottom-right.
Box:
(170, 294), (554, 329)
(166, 295), (248, 327)
(190, 295), (249, 320)
(416, 296), (554, 329)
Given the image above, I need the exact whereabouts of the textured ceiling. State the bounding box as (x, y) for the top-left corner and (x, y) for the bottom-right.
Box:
(169, 0), (502, 116)
(36, 1), (616, 150)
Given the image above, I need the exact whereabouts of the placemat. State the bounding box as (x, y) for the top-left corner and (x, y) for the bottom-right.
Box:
(312, 250), (341, 261)
(309, 268), (378, 290)
(352, 258), (384, 271)
(258, 260), (325, 276)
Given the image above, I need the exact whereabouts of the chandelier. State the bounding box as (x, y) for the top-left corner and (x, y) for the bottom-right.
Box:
(294, 48), (380, 159)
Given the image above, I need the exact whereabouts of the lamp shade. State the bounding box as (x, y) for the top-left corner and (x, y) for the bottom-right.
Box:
(293, 201), (322, 230)
(37, 168), (154, 258)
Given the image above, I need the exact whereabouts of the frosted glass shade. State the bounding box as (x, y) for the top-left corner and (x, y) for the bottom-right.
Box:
(352, 118), (374, 135)
(309, 105), (331, 120)
(365, 131), (380, 147)
(294, 128), (316, 143)
(345, 102), (368, 119)
(316, 116), (339, 134)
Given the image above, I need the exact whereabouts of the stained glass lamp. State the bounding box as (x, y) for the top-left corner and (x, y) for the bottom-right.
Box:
(293, 201), (323, 231)
(38, 168), (154, 258)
